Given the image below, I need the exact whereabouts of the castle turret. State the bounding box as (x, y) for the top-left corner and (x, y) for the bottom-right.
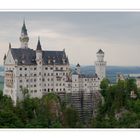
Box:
(76, 63), (80, 75)
(95, 49), (106, 81)
(36, 37), (42, 63)
(36, 37), (43, 98)
(19, 20), (29, 48)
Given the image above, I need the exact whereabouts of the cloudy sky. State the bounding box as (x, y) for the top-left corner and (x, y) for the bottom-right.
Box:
(1, 12), (140, 66)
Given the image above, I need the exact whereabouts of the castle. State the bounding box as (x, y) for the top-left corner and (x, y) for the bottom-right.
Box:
(3, 21), (106, 105)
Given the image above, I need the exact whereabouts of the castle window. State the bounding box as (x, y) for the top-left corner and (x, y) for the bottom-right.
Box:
(45, 67), (48, 70)
(51, 73), (53, 76)
(56, 73), (58, 76)
(44, 89), (46, 91)
(50, 67), (53, 70)
(48, 89), (50, 92)
(34, 68), (36, 70)
(34, 79), (36, 82)
(39, 72), (41, 75)
(56, 83), (58, 86)
(44, 73), (46, 76)
(25, 74), (27, 77)
(25, 68), (27, 70)
(63, 88), (65, 91)
(48, 78), (50, 81)
(42, 78), (45, 82)
(34, 74), (36, 76)
(19, 68), (22, 70)
(51, 78), (53, 81)
(20, 74), (22, 76)
(34, 85), (36, 87)
(48, 73), (50, 76)
(63, 73), (65, 75)
(20, 80), (22, 83)
(61, 67), (63, 70)
(26, 79), (28, 82)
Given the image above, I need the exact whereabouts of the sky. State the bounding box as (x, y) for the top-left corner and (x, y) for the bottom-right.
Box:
(1, 12), (140, 66)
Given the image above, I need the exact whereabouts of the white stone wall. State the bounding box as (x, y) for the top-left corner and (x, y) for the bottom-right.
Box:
(95, 61), (106, 81)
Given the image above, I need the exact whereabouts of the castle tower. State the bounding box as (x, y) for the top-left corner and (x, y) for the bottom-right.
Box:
(95, 49), (106, 81)
(76, 63), (80, 75)
(19, 20), (29, 48)
(36, 37), (43, 98)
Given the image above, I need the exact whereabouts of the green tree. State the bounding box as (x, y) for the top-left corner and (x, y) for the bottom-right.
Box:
(63, 107), (79, 128)
(100, 78), (110, 97)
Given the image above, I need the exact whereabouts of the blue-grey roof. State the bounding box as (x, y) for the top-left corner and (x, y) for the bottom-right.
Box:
(11, 48), (69, 65)
(11, 48), (36, 65)
(43, 50), (68, 65)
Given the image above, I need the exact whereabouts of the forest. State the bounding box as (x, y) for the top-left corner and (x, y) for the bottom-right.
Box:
(0, 78), (140, 128)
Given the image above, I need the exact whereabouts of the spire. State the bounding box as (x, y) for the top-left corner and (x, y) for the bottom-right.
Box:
(9, 43), (11, 49)
(21, 20), (27, 35)
(36, 37), (42, 51)
(3, 54), (6, 60)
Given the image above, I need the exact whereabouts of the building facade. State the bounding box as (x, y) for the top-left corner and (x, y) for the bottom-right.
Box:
(3, 22), (106, 105)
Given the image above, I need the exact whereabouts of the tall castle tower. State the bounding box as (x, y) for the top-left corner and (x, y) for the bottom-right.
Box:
(95, 49), (106, 81)
(19, 20), (29, 48)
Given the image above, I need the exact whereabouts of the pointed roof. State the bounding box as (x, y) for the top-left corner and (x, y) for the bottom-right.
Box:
(97, 49), (104, 54)
(9, 43), (11, 49)
(76, 63), (80, 67)
(21, 20), (27, 35)
(3, 54), (6, 60)
(36, 37), (42, 51)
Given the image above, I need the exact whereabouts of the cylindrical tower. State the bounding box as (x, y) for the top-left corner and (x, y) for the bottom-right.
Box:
(95, 49), (106, 81)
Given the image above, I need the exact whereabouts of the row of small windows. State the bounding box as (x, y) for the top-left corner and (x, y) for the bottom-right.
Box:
(20, 67), (36, 71)
(19, 88), (65, 93)
(19, 67), (65, 71)
(19, 72), (66, 77)
(44, 88), (65, 92)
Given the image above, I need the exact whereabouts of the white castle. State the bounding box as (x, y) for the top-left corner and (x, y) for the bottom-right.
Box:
(3, 21), (106, 105)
